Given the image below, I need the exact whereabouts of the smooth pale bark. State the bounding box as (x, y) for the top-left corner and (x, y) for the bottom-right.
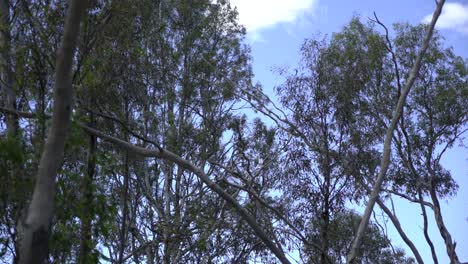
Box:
(428, 175), (460, 264)
(16, 1), (88, 263)
(346, 1), (445, 263)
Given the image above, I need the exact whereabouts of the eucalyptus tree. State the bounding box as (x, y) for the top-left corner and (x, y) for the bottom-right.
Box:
(387, 22), (468, 264)
(0, 0), (25, 260)
(347, 2), (445, 261)
(243, 3), (464, 263)
(213, 116), (285, 262)
(1, 0), (292, 262)
(1, 0), (464, 263)
(244, 18), (396, 263)
(0, 1), (113, 262)
(68, 0), (284, 262)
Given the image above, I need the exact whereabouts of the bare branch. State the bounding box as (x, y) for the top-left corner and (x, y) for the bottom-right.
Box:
(418, 190), (439, 263)
(81, 106), (163, 151)
(0, 106), (37, 118)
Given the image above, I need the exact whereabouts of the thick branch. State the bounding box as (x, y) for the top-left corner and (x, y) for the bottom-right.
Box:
(221, 178), (332, 263)
(347, 1), (445, 262)
(80, 125), (291, 264)
(1, 106), (289, 262)
(0, 104), (294, 264)
(0, 106), (36, 118)
(418, 190), (439, 264)
(428, 175), (460, 264)
(376, 199), (424, 264)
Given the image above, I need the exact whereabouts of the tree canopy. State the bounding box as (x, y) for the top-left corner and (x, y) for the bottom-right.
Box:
(0, 0), (466, 263)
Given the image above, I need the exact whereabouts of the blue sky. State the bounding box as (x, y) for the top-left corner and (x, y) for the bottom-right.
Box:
(230, 0), (468, 263)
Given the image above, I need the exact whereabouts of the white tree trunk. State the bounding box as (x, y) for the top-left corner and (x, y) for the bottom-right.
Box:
(16, 1), (88, 263)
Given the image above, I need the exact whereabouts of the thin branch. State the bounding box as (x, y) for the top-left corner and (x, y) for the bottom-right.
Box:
(382, 189), (434, 210)
(81, 106), (163, 151)
(376, 199), (424, 264)
(371, 12), (403, 95)
(0, 106), (37, 118)
(418, 190), (439, 263)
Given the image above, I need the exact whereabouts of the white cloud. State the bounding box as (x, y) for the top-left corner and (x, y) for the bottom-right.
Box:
(230, 0), (318, 35)
(423, 2), (468, 34)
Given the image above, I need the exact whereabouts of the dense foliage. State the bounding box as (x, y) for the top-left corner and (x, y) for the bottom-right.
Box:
(0, 1), (466, 263)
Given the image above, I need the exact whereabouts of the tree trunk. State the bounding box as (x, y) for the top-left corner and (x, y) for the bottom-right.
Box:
(162, 164), (172, 264)
(118, 150), (130, 263)
(16, 1), (88, 263)
(320, 202), (330, 264)
(0, 1), (25, 261)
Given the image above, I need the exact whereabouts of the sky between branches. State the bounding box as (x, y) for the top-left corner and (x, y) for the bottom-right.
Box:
(230, 0), (468, 263)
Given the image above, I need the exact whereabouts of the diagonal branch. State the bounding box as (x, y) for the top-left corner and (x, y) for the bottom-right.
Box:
(0, 106), (291, 263)
(81, 106), (163, 151)
(212, 163), (333, 263)
(347, 1), (446, 262)
(376, 199), (424, 264)
(80, 124), (291, 264)
(361, 178), (424, 264)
